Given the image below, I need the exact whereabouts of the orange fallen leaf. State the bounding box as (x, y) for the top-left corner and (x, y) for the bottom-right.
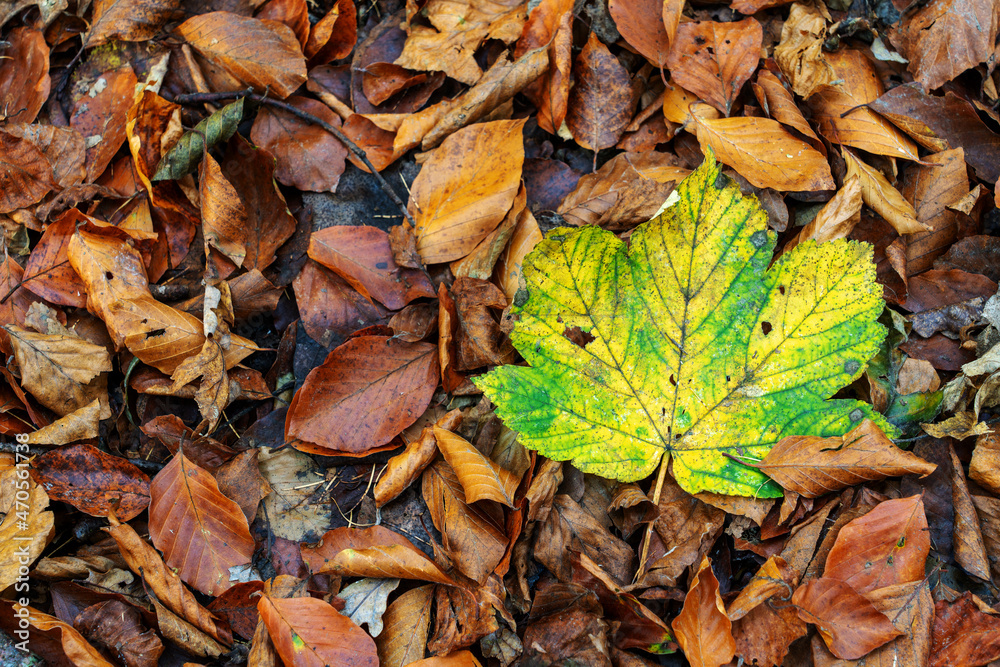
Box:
(842, 147), (929, 235)
(408, 119), (525, 264)
(792, 577), (902, 660)
(694, 116), (834, 191)
(672, 556), (736, 667)
(176, 11), (307, 98)
(667, 18), (763, 115)
(259, 595), (378, 667)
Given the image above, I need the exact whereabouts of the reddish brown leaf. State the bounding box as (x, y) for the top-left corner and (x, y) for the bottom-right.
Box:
(250, 95), (347, 192)
(256, 0), (309, 48)
(929, 592), (1000, 667)
(823, 495), (930, 594)
(0, 601), (114, 667)
(308, 225), (435, 310)
(292, 261), (389, 345)
(75, 599), (164, 667)
(259, 595), (378, 667)
(285, 335), (438, 454)
(757, 419), (936, 497)
(793, 578), (903, 660)
(667, 19), (763, 115)
(70, 65), (137, 182)
(304, 0), (357, 66)
(902, 148), (970, 275)
(0, 27), (50, 124)
(513, 0), (572, 134)
(609, 0), (671, 66)
(176, 11), (307, 97)
(672, 556), (736, 667)
(207, 581), (266, 640)
(889, 0), (999, 92)
(200, 152), (248, 267)
(949, 446), (991, 581)
(565, 33), (638, 151)
(149, 453), (255, 595)
(32, 444), (150, 520)
(0, 129), (53, 214)
(86, 0), (181, 47)
(450, 277), (516, 370)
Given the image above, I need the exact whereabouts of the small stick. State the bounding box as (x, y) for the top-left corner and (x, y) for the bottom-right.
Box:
(167, 90), (416, 228)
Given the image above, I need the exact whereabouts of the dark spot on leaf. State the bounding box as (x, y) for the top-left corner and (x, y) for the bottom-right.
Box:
(845, 360), (860, 374)
(761, 321), (772, 335)
(375, 262), (388, 270)
(562, 326), (595, 348)
(105, 271), (113, 280)
(897, 536), (905, 548)
(669, 374), (676, 386)
(550, 233), (566, 242)
(714, 172), (729, 189)
(513, 288), (529, 307)
(849, 408), (863, 421)
(750, 230), (768, 248)
(778, 285), (785, 295)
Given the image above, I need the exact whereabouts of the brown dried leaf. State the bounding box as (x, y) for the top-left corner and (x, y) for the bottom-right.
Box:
(176, 11), (307, 97)
(293, 261), (389, 345)
(565, 32), (638, 151)
(75, 599), (165, 667)
(609, 0), (672, 66)
(106, 520), (232, 645)
(301, 525), (458, 585)
(200, 152), (248, 267)
(434, 426), (520, 506)
(5, 324), (111, 417)
(493, 205), (542, 302)
(32, 443), (150, 520)
(753, 69), (820, 144)
(259, 595), (378, 667)
(450, 277), (516, 370)
(308, 225), (435, 310)
(423, 459), (508, 585)
(376, 585), (434, 667)
(374, 410), (462, 507)
(694, 116), (834, 191)
(672, 556), (736, 667)
(890, 0), (1000, 92)
(250, 95), (347, 192)
(87, 0), (181, 47)
(842, 148), (928, 235)
(149, 453), (254, 595)
(536, 494), (634, 585)
(70, 65), (137, 182)
(901, 148), (969, 275)
(773, 1), (835, 98)
(666, 18), (763, 115)
(824, 495), (930, 594)
(285, 336), (438, 455)
(0, 27), (50, 124)
(928, 592), (1000, 667)
(757, 419), (936, 498)
(793, 578), (902, 660)
(304, 0), (357, 66)
(557, 152), (689, 228)
(727, 556), (795, 621)
(809, 49), (921, 160)
(408, 119), (525, 264)
(513, 0), (573, 134)
(949, 446), (991, 580)
(0, 129), (53, 214)
(786, 175), (862, 252)
(0, 602), (114, 667)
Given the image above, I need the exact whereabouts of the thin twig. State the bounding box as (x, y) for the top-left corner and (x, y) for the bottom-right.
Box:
(166, 90), (416, 228)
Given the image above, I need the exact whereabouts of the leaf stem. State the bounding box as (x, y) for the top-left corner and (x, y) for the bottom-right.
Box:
(636, 453), (672, 583)
(166, 90), (417, 228)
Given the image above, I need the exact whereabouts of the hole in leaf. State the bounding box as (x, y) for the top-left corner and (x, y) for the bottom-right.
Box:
(761, 321), (772, 335)
(105, 271), (113, 280)
(726, 375), (731, 382)
(562, 326), (595, 348)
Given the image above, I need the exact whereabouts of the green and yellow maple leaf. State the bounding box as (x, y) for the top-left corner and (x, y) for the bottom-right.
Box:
(476, 153), (889, 497)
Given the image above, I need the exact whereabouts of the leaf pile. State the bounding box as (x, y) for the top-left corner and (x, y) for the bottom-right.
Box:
(2, 0), (1000, 665)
